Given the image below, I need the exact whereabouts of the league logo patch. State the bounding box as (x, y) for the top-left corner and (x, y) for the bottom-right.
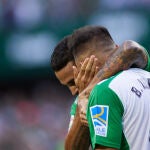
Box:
(90, 105), (109, 137)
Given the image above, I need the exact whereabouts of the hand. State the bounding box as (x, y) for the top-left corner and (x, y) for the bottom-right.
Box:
(73, 55), (99, 93)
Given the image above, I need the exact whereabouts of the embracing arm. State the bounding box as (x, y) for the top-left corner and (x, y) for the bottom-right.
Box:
(92, 40), (147, 85)
(81, 40), (148, 97)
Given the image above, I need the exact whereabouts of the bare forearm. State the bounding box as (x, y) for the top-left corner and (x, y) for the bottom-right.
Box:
(65, 107), (90, 150)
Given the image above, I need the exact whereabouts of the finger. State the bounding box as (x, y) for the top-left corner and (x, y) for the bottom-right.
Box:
(76, 58), (89, 87)
(79, 58), (98, 91)
(79, 58), (89, 77)
(84, 56), (97, 84)
(87, 57), (98, 80)
(73, 65), (87, 92)
(95, 66), (99, 76)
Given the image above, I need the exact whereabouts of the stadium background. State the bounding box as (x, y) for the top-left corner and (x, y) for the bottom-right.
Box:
(0, 0), (150, 150)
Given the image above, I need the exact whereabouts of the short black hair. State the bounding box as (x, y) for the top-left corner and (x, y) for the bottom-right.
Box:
(50, 35), (74, 72)
(68, 25), (114, 55)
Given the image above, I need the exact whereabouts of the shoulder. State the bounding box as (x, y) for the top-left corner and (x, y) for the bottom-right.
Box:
(91, 68), (150, 95)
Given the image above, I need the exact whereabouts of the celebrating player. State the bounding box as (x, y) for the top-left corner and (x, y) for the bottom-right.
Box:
(66, 25), (150, 150)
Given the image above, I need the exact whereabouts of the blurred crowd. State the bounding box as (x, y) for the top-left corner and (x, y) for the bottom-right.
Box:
(0, 0), (99, 70)
(1, 0), (150, 68)
(0, 79), (73, 150)
(0, 0), (150, 150)
(0, 0), (98, 30)
(1, 0), (149, 30)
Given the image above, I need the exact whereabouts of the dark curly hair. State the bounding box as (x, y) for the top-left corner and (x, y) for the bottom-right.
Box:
(50, 35), (74, 72)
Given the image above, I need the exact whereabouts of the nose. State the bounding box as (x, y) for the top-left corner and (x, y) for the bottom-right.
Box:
(69, 86), (78, 96)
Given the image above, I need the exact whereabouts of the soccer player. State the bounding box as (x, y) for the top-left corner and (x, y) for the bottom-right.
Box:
(66, 25), (150, 150)
(51, 32), (150, 149)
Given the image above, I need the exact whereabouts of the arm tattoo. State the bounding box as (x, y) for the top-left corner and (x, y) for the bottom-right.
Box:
(97, 41), (147, 79)
(80, 40), (147, 98)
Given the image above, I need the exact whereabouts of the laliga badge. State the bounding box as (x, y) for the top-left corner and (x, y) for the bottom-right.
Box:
(90, 105), (109, 137)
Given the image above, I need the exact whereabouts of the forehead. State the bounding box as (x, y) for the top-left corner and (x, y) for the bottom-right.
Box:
(55, 61), (74, 86)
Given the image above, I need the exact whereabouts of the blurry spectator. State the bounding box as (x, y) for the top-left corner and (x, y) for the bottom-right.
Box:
(0, 131), (30, 150)
(0, 79), (73, 150)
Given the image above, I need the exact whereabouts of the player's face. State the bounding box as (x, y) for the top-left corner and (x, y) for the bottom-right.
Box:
(55, 61), (78, 96)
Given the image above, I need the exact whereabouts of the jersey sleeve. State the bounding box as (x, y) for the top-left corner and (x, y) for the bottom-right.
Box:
(144, 49), (150, 72)
(86, 80), (124, 149)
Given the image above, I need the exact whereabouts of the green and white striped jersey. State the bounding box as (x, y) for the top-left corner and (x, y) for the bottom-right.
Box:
(87, 68), (150, 150)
